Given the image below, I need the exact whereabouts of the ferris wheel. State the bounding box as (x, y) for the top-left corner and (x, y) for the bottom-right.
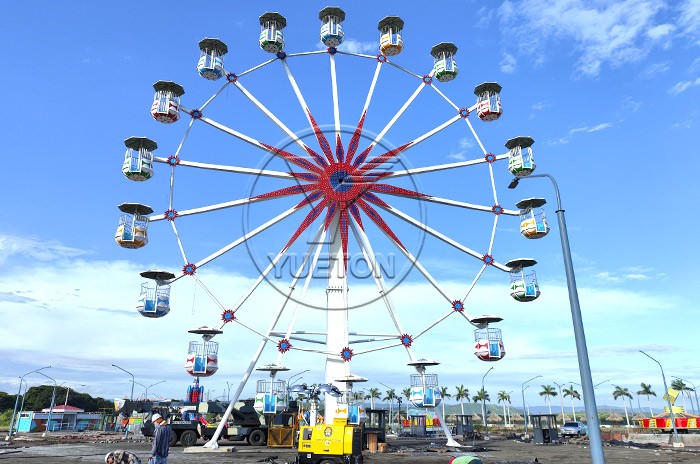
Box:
(116, 7), (549, 446)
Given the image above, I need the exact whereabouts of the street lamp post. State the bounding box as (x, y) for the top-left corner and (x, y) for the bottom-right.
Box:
(112, 364), (135, 439)
(640, 351), (681, 445)
(672, 377), (698, 415)
(521, 374), (542, 436)
(38, 372), (57, 436)
(285, 370), (310, 406)
(6, 366), (50, 440)
(146, 380), (166, 401)
(133, 381), (147, 401)
(63, 383), (85, 406)
(510, 174), (605, 464)
(482, 367), (493, 438)
(378, 382), (394, 432)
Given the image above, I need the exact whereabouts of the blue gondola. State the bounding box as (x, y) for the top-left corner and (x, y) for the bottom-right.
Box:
(136, 270), (175, 318)
(319, 7), (345, 47)
(197, 38), (228, 81)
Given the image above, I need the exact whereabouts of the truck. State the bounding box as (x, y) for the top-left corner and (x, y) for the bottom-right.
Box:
(141, 398), (295, 447)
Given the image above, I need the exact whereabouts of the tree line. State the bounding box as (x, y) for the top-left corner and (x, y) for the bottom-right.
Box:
(0, 385), (113, 420)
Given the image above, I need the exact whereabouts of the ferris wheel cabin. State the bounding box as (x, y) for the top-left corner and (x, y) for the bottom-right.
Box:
(185, 326), (223, 377)
(431, 42), (458, 82)
(197, 38), (228, 81)
(506, 258), (540, 302)
(150, 80), (184, 124)
(136, 270), (175, 318)
(506, 136), (536, 177)
(319, 7), (345, 48)
(254, 364), (289, 414)
(115, 202), (153, 249)
(335, 374), (368, 425)
(516, 198), (549, 239)
(259, 12), (287, 54)
(408, 359), (441, 408)
(474, 82), (503, 122)
(377, 16), (404, 56)
(472, 315), (505, 362)
(122, 136), (156, 182)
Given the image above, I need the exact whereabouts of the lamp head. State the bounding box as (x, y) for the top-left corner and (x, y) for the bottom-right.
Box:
(508, 178), (520, 189)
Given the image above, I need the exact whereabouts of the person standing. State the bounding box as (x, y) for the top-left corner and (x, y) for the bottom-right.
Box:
(149, 413), (172, 464)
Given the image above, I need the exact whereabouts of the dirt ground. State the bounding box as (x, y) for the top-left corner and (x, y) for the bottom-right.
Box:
(1, 432), (698, 464)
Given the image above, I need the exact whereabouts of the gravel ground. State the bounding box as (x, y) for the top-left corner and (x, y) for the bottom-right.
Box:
(1, 432), (698, 464)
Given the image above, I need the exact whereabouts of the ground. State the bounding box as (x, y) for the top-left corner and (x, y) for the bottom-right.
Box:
(1, 432), (697, 464)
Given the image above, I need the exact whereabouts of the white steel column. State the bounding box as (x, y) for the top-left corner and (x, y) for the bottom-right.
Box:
(324, 214), (348, 421)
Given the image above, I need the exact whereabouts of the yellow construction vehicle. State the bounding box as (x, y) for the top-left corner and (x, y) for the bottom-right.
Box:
(296, 418), (363, 464)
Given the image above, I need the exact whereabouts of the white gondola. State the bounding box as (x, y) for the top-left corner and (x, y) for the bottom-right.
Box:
(506, 258), (540, 302)
(197, 38), (228, 81)
(516, 198), (549, 239)
(474, 82), (503, 122)
(185, 326), (223, 377)
(122, 136), (156, 182)
(431, 42), (458, 82)
(259, 12), (287, 54)
(319, 7), (345, 47)
(150, 80), (184, 124)
(377, 16), (404, 56)
(115, 203), (153, 249)
(136, 270), (175, 318)
(472, 315), (505, 362)
(255, 364), (289, 413)
(335, 374), (368, 425)
(506, 136), (536, 177)
(408, 359), (441, 408)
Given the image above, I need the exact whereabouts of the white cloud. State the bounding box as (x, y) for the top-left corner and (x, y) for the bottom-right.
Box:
(550, 122), (613, 144)
(668, 77), (700, 95)
(671, 118), (695, 129)
(639, 61), (670, 79)
(498, 0), (667, 76)
(531, 101), (551, 111)
(647, 23), (676, 39)
(0, 234), (91, 265)
(690, 57), (700, 73)
(337, 38), (377, 54)
(500, 53), (516, 74)
(677, 0), (700, 42)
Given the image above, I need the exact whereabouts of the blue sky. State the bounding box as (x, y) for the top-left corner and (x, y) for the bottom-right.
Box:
(1, 0), (698, 414)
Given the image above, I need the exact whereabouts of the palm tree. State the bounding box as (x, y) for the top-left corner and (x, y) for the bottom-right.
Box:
(671, 379), (691, 413)
(539, 385), (558, 415)
(497, 391), (511, 426)
(367, 388), (380, 409)
(440, 386), (452, 419)
(563, 385), (581, 421)
(455, 385), (470, 416)
(472, 388), (490, 427)
(636, 383), (656, 417)
(612, 386), (633, 427)
(402, 387), (411, 417)
(383, 389), (396, 431)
